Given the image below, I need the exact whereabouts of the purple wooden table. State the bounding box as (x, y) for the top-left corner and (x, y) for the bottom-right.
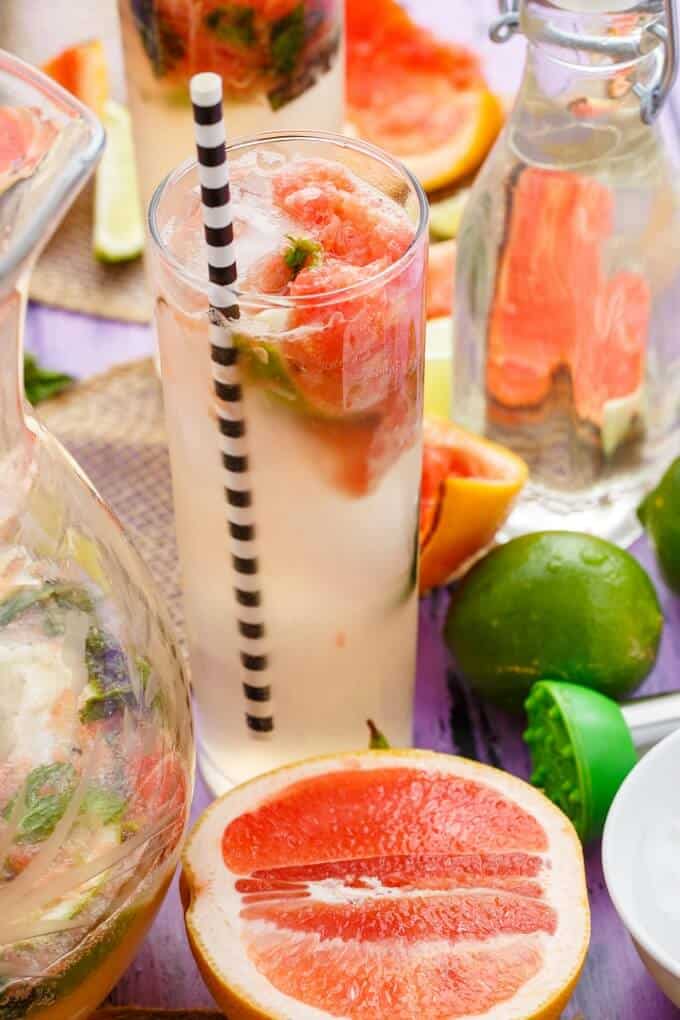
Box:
(24, 1), (680, 1015)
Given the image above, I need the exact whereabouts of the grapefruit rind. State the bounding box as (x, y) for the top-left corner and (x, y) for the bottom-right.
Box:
(182, 750), (589, 1020)
(419, 420), (528, 593)
(348, 90), (504, 193)
(402, 90), (504, 193)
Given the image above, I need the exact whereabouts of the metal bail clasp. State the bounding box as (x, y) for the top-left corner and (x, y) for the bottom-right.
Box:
(490, 0), (521, 42)
(635, 0), (678, 123)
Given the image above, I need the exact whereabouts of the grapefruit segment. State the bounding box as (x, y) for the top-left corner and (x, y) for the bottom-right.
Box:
(488, 167), (649, 433)
(0, 107), (58, 196)
(234, 156), (425, 497)
(419, 419), (528, 593)
(183, 751), (589, 1020)
(42, 39), (109, 116)
(346, 0), (503, 191)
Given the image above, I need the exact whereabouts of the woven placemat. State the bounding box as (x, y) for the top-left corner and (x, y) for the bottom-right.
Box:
(38, 358), (184, 640)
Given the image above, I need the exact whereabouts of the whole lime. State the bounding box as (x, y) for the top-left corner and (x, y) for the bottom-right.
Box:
(445, 532), (663, 709)
(638, 458), (680, 594)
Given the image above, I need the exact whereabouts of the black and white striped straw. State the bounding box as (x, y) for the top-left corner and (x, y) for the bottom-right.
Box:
(190, 72), (272, 736)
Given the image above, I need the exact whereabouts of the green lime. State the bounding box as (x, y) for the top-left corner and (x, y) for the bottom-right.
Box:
(94, 100), (144, 263)
(445, 531), (663, 709)
(638, 457), (680, 593)
(429, 189), (469, 241)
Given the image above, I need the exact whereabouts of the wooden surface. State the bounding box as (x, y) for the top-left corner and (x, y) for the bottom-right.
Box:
(22, 0), (680, 1016)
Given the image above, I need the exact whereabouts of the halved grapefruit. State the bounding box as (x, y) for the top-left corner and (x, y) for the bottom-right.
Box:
(346, 0), (503, 191)
(419, 418), (528, 592)
(182, 751), (589, 1020)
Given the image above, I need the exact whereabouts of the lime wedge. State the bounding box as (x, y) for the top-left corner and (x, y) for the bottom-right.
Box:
(94, 100), (144, 263)
(429, 189), (470, 242)
(424, 316), (454, 418)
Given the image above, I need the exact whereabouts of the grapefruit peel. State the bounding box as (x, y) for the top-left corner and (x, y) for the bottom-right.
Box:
(419, 419), (528, 593)
(182, 750), (589, 1020)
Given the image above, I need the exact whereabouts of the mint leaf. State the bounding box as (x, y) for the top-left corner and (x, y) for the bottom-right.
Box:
(283, 235), (323, 277)
(0, 583), (92, 628)
(81, 786), (126, 825)
(270, 3), (305, 75)
(80, 627), (136, 723)
(23, 354), (73, 405)
(3, 763), (77, 844)
(204, 5), (256, 47)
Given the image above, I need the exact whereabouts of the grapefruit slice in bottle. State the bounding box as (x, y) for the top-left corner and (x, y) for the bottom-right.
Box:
(182, 750), (589, 1020)
(487, 166), (649, 443)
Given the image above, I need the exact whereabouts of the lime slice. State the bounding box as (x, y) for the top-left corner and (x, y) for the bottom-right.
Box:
(424, 316), (453, 418)
(94, 100), (144, 263)
(429, 189), (470, 242)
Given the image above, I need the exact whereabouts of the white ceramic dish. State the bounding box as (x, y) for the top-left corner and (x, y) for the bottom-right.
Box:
(603, 725), (680, 1007)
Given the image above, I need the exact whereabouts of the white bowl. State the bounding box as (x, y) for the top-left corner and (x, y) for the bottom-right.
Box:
(603, 725), (680, 1006)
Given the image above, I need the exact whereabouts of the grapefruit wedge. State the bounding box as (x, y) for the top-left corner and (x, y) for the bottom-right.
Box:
(183, 751), (589, 1020)
(419, 419), (528, 593)
(346, 0), (503, 191)
(43, 39), (109, 116)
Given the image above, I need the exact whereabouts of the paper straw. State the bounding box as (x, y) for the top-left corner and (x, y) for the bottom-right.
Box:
(190, 72), (272, 736)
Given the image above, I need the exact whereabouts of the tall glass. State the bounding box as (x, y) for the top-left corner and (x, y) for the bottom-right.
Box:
(0, 51), (193, 1018)
(118, 0), (345, 213)
(150, 133), (428, 791)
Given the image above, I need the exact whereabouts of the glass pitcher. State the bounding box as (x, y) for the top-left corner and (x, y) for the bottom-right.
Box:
(453, 0), (680, 545)
(0, 51), (194, 1019)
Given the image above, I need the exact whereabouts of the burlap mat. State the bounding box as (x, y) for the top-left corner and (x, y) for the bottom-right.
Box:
(2, 0), (152, 323)
(38, 359), (183, 638)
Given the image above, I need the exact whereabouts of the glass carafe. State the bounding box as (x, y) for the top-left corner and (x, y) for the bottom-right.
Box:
(453, 0), (680, 544)
(0, 52), (194, 1019)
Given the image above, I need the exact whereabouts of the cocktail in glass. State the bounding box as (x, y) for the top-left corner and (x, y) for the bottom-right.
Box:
(150, 133), (428, 791)
(117, 0), (345, 213)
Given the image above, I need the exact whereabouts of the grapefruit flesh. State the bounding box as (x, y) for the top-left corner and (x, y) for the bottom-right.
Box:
(487, 167), (649, 426)
(42, 39), (109, 116)
(346, 0), (503, 191)
(236, 156), (425, 496)
(139, 0), (335, 96)
(183, 752), (589, 1020)
(0, 107), (58, 196)
(427, 239), (457, 320)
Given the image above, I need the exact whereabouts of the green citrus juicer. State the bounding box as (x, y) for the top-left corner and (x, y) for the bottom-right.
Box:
(524, 681), (680, 842)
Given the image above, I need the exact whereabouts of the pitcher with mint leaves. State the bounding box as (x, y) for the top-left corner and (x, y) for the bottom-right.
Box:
(0, 50), (193, 1018)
